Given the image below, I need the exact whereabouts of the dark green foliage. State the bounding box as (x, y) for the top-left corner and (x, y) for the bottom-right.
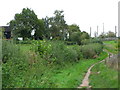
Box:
(99, 31), (116, 38)
(2, 39), (104, 88)
(9, 8), (43, 40)
(80, 43), (103, 59)
(72, 45), (83, 60)
(43, 10), (68, 40)
(69, 31), (90, 45)
(70, 32), (81, 45)
(106, 31), (116, 37)
(42, 17), (51, 39)
(32, 40), (79, 64)
(32, 40), (103, 63)
(81, 38), (103, 45)
(50, 41), (78, 63)
(2, 40), (20, 63)
(34, 19), (45, 40)
(68, 24), (81, 36)
(2, 40), (29, 88)
(80, 31), (90, 40)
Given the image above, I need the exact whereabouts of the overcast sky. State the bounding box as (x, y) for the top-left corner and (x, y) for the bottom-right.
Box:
(0, 0), (119, 37)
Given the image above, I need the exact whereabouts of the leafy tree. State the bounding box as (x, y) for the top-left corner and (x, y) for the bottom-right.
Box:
(99, 32), (106, 38)
(9, 8), (42, 40)
(42, 16), (51, 39)
(68, 24), (80, 33)
(99, 31), (116, 38)
(106, 31), (116, 37)
(34, 19), (45, 40)
(48, 10), (68, 40)
(68, 24), (90, 45)
(68, 24), (81, 40)
(70, 31), (81, 45)
(80, 31), (90, 40)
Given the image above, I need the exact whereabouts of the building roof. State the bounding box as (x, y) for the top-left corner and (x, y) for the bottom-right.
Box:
(1, 26), (10, 32)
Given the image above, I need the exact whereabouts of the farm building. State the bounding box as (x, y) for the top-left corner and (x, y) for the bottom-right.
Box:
(2, 26), (11, 39)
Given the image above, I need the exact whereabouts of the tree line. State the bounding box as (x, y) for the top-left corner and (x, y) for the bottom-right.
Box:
(9, 8), (90, 44)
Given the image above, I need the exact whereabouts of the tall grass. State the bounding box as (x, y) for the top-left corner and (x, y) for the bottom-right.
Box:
(2, 40), (29, 88)
(89, 62), (118, 88)
(2, 40), (105, 88)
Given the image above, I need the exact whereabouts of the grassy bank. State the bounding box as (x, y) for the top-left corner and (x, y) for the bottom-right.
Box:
(47, 51), (108, 88)
(20, 51), (108, 88)
(16, 43), (108, 88)
(89, 62), (118, 88)
(89, 40), (118, 88)
(2, 40), (107, 88)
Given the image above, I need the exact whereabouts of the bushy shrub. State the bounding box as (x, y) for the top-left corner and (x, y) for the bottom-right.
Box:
(70, 32), (81, 45)
(81, 39), (90, 45)
(62, 46), (78, 62)
(80, 43), (103, 59)
(31, 40), (52, 55)
(49, 41), (78, 64)
(81, 38), (103, 45)
(31, 40), (103, 63)
(32, 40), (79, 64)
(72, 45), (83, 60)
(81, 45), (96, 59)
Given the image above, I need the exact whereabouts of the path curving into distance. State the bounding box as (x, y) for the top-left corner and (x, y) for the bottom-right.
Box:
(77, 51), (113, 88)
(77, 59), (105, 88)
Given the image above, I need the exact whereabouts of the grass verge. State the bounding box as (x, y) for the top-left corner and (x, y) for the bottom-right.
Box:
(39, 51), (108, 88)
(89, 62), (118, 88)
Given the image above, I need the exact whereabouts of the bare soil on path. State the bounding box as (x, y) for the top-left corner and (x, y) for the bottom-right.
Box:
(77, 59), (105, 88)
(77, 51), (115, 88)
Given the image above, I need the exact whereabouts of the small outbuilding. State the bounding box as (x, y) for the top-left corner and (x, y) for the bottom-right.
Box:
(2, 26), (11, 39)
